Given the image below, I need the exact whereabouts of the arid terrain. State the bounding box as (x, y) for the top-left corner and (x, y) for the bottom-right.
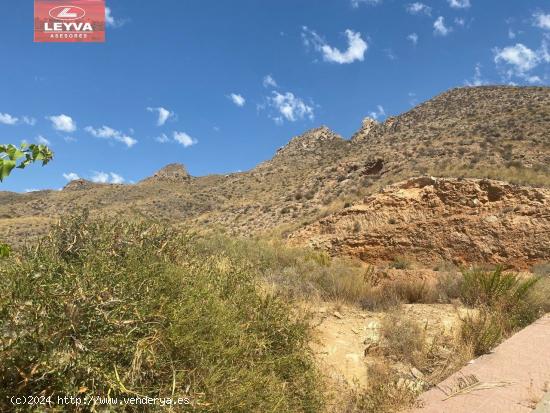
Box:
(1, 86), (550, 412)
(1, 86), (549, 244)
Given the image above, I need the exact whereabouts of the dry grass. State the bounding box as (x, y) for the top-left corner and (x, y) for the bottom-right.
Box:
(379, 313), (426, 364)
(427, 164), (550, 187)
(342, 362), (419, 413)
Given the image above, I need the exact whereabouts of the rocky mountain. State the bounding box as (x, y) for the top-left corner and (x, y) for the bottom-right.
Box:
(140, 163), (192, 184)
(1, 86), (549, 261)
(290, 176), (550, 270)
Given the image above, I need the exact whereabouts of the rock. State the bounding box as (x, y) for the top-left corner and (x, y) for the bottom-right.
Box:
(140, 163), (191, 184)
(290, 177), (550, 269)
(63, 179), (103, 191)
(333, 311), (344, 319)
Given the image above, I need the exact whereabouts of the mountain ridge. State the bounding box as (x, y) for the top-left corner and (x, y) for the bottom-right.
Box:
(1, 85), (549, 247)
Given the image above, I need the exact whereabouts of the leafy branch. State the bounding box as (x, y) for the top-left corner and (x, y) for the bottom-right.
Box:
(0, 143), (54, 182)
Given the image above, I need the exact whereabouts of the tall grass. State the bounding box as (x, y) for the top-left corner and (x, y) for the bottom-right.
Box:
(458, 267), (543, 356)
(0, 215), (323, 412)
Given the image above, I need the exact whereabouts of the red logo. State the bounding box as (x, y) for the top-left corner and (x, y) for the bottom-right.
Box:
(34, 0), (105, 43)
(49, 6), (86, 21)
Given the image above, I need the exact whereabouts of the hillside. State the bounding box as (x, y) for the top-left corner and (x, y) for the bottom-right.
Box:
(290, 176), (550, 270)
(1, 86), (549, 245)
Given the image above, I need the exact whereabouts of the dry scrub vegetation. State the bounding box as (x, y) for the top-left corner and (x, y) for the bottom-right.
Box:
(0, 215), (323, 413)
(1, 214), (549, 412)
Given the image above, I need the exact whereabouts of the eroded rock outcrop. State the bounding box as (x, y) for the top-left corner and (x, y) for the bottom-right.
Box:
(140, 163), (191, 184)
(290, 177), (550, 269)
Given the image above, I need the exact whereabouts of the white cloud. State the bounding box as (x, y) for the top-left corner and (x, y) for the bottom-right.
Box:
(434, 17), (452, 36)
(154, 131), (198, 147)
(63, 172), (80, 182)
(109, 173), (125, 184)
(494, 43), (539, 73)
(351, 0), (382, 8)
(91, 171), (125, 184)
(36, 135), (51, 145)
(448, 0), (470, 9)
(263, 75), (278, 88)
(25, 188), (39, 193)
(173, 131), (198, 147)
(22, 116), (36, 126)
(85, 125), (137, 147)
(455, 17), (465, 27)
(267, 91), (314, 123)
(534, 12), (550, 30)
(229, 93), (246, 107)
(48, 114), (76, 132)
(105, 7), (126, 28)
(91, 171), (109, 183)
(493, 43), (549, 83)
(64, 136), (77, 143)
(302, 27), (368, 64)
(155, 133), (170, 143)
(368, 105), (386, 120)
(465, 63), (487, 86)
(0, 112), (18, 125)
(406, 3), (431, 16)
(384, 49), (397, 60)
(147, 107), (173, 126)
(407, 33), (419, 45)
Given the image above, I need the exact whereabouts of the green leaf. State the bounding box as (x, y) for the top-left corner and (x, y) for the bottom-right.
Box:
(0, 142), (53, 182)
(0, 159), (16, 181)
(0, 242), (11, 258)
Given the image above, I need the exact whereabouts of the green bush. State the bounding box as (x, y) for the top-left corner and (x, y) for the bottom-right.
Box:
(460, 311), (504, 357)
(0, 242), (10, 258)
(460, 267), (540, 330)
(458, 267), (543, 356)
(461, 267), (536, 307)
(0, 215), (322, 412)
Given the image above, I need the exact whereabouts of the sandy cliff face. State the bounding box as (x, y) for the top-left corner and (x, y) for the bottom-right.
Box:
(290, 177), (550, 269)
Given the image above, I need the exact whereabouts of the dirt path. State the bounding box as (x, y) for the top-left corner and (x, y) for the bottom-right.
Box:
(410, 314), (550, 413)
(311, 304), (465, 388)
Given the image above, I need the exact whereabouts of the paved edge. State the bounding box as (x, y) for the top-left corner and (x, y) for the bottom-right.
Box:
(409, 314), (550, 413)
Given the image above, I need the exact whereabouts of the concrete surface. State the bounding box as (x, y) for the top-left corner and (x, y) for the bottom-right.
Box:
(409, 314), (550, 413)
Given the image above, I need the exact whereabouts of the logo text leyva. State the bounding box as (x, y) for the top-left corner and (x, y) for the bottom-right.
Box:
(34, 0), (105, 43)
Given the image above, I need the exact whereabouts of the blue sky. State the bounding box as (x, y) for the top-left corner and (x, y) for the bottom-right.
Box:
(1, 0), (549, 192)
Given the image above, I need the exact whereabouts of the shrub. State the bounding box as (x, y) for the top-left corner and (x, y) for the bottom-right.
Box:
(343, 362), (419, 413)
(435, 271), (464, 302)
(379, 313), (426, 364)
(532, 262), (550, 277)
(528, 276), (550, 314)
(360, 288), (402, 312)
(458, 267), (544, 356)
(389, 257), (411, 270)
(0, 242), (10, 258)
(460, 267), (540, 329)
(390, 279), (439, 304)
(460, 310), (504, 356)
(0, 215), (323, 412)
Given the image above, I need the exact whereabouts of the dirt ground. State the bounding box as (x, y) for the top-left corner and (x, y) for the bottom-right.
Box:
(310, 303), (469, 389)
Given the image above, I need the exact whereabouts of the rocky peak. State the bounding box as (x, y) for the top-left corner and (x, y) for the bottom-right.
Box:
(351, 117), (383, 143)
(63, 179), (100, 191)
(141, 163), (191, 184)
(275, 126), (343, 156)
